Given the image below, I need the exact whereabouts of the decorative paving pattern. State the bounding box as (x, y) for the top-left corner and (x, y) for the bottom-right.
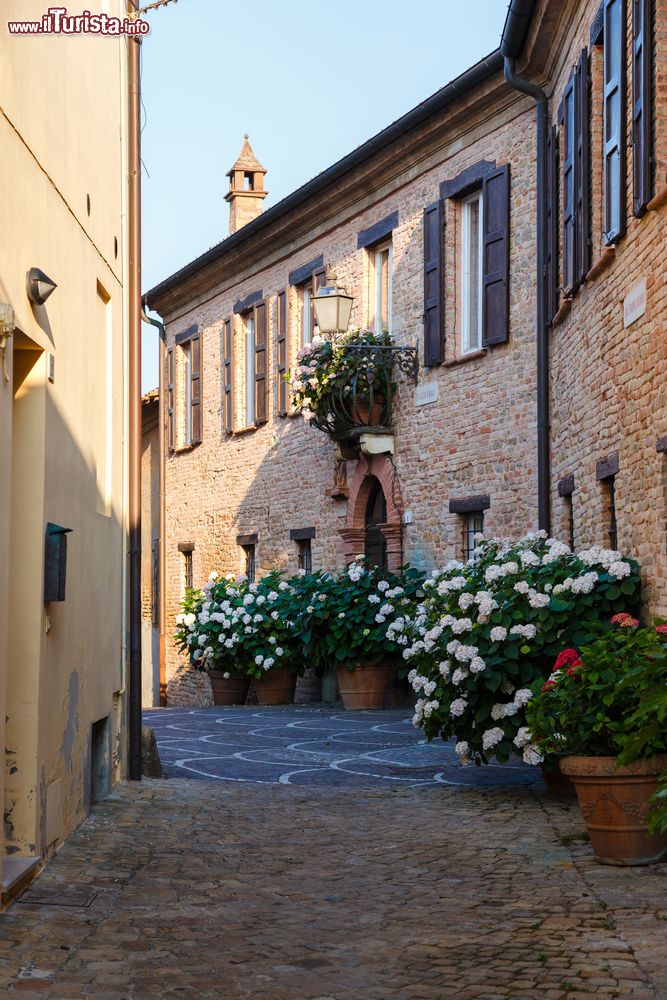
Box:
(145, 705), (541, 789)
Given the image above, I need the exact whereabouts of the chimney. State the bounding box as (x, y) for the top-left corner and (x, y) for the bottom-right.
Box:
(225, 134), (268, 234)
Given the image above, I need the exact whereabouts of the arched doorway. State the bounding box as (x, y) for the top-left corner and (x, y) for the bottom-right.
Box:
(339, 453), (403, 571)
(364, 477), (388, 569)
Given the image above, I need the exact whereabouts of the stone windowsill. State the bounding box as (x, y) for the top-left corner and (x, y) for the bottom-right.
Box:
(232, 424), (259, 436)
(586, 246), (616, 282)
(647, 183), (667, 212)
(552, 298), (572, 327)
(443, 348), (488, 368)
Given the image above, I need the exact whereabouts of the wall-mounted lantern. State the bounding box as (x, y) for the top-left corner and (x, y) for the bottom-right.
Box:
(312, 269), (353, 337)
(0, 303), (15, 382)
(44, 523), (72, 603)
(27, 268), (57, 306)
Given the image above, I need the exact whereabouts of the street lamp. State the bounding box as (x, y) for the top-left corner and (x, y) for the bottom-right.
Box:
(312, 269), (353, 337)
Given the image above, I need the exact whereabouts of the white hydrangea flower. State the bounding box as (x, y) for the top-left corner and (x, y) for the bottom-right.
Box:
(455, 741), (469, 757)
(469, 656), (486, 674)
(449, 698), (468, 717)
(368, 594), (381, 604)
(451, 617), (473, 635)
(438, 660), (451, 678)
(608, 561), (630, 579)
(482, 727), (504, 750)
(513, 688), (533, 707)
(509, 624), (537, 640)
(514, 581), (530, 594)
(458, 593), (475, 611)
(490, 626), (508, 642)
(523, 745), (544, 765)
(255, 654), (264, 665)
(514, 726), (532, 748)
(491, 703), (507, 720)
(451, 667), (468, 686)
(377, 580), (390, 592)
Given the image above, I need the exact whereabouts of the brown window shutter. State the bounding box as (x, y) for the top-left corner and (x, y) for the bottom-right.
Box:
(546, 123), (560, 325)
(276, 289), (288, 415)
(166, 345), (175, 452)
(223, 317), (233, 433)
(632, 0), (653, 216)
(311, 268), (325, 337)
(254, 299), (268, 425)
(422, 199), (443, 366)
(189, 331), (202, 445)
(482, 164), (510, 346)
(574, 48), (591, 284)
(562, 71), (576, 294)
(603, 0), (627, 243)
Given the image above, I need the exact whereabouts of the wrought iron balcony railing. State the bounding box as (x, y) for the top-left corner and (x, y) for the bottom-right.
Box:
(309, 344), (418, 441)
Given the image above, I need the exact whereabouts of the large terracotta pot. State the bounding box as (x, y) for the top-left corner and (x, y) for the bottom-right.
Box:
(336, 662), (391, 710)
(560, 755), (667, 865)
(207, 670), (250, 706)
(540, 760), (576, 796)
(253, 668), (296, 706)
(350, 397), (386, 427)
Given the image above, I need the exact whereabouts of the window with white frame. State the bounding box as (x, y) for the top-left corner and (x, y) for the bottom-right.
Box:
(244, 312), (255, 426)
(370, 242), (392, 335)
(299, 282), (313, 346)
(460, 190), (483, 354)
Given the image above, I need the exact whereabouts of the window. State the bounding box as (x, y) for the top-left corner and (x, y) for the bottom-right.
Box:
(276, 290), (288, 415)
(166, 346), (175, 451)
(370, 242), (392, 335)
(462, 511), (484, 563)
(176, 328), (201, 446)
(298, 270), (325, 346)
(243, 544), (256, 583)
(223, 317), (233, 432)
(183, 340), (192, 445)
(602, 477), (618, 549)
(183, 549), (193, 593)
(297, 538), (312, 573)
(461, 191), (483, 354)
(244, 312), (255, 426)
(603, 0), (626, 243)
(561, 50), (590, 292)
(632, 0), (653, 216)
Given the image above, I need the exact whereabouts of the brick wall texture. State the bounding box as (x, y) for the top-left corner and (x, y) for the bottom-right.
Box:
(148, 0), (667, 686)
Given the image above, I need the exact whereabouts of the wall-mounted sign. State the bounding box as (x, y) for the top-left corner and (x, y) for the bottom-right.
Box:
(415, 383), (439, 407)
(623, 279), (647, 328)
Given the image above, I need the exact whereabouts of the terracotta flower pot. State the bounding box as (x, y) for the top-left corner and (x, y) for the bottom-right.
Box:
(207, 670), (250, 706)
(253, 667), (296, 706)
(540, 760), (577, 796)
(336, 662), (391, 710)
(350, 397), (385, 427)
(560, 755), (667, 865)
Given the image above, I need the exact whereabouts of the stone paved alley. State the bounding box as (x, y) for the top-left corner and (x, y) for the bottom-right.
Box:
(1, 707), (666, 999)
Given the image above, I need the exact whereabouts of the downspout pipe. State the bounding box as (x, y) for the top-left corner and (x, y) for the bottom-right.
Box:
(127, 12), (143, 781)
(141, 300), (167, 707)
(502, 57), (551, 535)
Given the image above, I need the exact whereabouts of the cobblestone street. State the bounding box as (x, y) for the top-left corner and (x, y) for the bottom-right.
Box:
(1, 708), (666, 999)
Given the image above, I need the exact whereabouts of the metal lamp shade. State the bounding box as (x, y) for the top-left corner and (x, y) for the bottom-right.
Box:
(313, 282), (353, 336)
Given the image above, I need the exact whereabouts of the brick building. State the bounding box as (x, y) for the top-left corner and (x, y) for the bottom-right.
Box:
(145, 0), (667, 687)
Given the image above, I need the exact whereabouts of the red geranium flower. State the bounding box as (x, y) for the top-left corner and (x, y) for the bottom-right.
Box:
(656, 625), (667, 636)
(566, 662), (582, 677)
(611, 613), (640, 628)
(554, 648), (580, 670)
(541, 679), (557, 693)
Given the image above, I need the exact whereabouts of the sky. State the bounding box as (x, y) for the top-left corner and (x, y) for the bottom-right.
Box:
(140, 0), (509, 390)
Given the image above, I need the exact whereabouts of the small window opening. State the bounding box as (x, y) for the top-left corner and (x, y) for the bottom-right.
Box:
(244, 172), (254, 191)
(183, 549), (193, 592)
(601, 477), (618, 550)
(563, 493), (575, 550)
(297, 538), (312, 573)
(243, 544), (256, 583)
(461, 510), (484, 562)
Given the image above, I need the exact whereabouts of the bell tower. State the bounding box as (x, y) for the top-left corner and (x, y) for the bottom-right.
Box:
(225, 135), (268, 234)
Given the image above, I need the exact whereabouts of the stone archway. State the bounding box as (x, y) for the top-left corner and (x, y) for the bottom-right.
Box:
(339, 453), (403, 571)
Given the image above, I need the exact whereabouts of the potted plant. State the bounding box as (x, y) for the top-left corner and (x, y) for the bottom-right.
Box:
(525, 616), (667, 865)
(289, 328), (395, 434)
(399, 533), (640, 766)
(175, 571), (303, 706)
(295, 559), (425, 709)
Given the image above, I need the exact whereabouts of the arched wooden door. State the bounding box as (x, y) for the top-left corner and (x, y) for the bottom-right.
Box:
(364, 477), (387, 569)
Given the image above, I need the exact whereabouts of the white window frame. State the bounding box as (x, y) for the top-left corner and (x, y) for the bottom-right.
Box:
(460, 190), (484, 355)
(300, 284), (312, 346)
(183, 341), (192, 446)
(245, 313), (255, 426)
(371, 242), (392, 335)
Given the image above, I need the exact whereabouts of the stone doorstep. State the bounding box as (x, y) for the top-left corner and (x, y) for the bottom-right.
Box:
(1, 856), (41, 908)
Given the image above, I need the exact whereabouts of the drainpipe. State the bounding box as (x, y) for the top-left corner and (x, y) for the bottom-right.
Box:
(141, 300), (167, 706)
(502, 57), (551, 535)
(127, 8), (143, 780)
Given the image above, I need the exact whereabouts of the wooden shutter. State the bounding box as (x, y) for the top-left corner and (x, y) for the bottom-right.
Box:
(311, 268), (326, 338)
(603, 0), (627, 243)
(222, 317), (233, 433)
(632, 0), (653, 216)
(276, 289), (288, 416)
(574, 49), (591, 284)
(189, 331), (202, 445)
(562, 71), (576, 294)
(166, 346), (174, 452)
(254, 299), (268, 425)
(482, 164), (510, 346)
(546, 123), (560, 325)
(423, 199), (443, 366)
